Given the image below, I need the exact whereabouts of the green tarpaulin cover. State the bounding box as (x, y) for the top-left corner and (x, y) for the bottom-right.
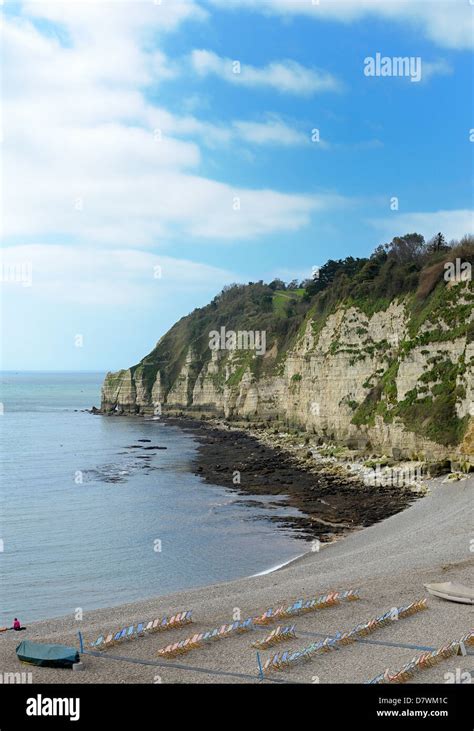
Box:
(16, 640), (79, 668)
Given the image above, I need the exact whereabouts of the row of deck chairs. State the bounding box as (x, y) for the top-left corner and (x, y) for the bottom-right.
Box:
(252, 625), (297, 649)
(90, 610), (193, 651)
(368, 631), (474, 684)
(253, 589), (359, 626)
(262, 599), (427, 674)
(157, 618), (254, 659)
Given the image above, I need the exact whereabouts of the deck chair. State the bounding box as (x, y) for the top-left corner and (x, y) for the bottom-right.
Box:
(90, 635), (104, 649)
(188, 634), (201, 648)
(144, 621), (153, 632)
(112, 630), (123, 645)
(126, 625), (135, 639)
(175, 640), (186, 654)
(269, 653), (281, 670)
(102, 633), (114, 648)
(136, 623), (145, 636)
(184, 611), (193, 624)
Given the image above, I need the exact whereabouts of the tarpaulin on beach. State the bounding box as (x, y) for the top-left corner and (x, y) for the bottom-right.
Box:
(16, 640), (79, 668)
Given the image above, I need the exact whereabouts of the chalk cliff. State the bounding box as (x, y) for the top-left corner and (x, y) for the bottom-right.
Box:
(101, 241), (474, 466)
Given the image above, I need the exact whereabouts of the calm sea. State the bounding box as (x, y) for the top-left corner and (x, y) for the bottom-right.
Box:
(0, 372), (303, 624)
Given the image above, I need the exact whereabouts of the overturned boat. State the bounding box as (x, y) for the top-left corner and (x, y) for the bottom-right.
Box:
(424, 582), (474, 605)
(16, 640), (79, 668)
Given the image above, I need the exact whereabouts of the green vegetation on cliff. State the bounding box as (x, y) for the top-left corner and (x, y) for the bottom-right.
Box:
(103, 233), (473, 447)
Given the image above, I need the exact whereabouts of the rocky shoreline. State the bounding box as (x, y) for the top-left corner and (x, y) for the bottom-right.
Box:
(159, 415), (420, 543)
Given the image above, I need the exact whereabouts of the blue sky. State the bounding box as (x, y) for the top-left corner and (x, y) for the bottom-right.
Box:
(1, 0), (473, 371)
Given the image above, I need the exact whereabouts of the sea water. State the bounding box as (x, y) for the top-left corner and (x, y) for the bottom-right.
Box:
(0, 372), (303, 623)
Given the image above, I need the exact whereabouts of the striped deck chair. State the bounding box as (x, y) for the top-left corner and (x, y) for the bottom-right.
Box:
(188, 634), (201, 649)
(255, 609), (274, 626)
(170, 642), (181, 656)
(111, 630), (123, 645)
(126, 625), (135, 640)
(267, 652), (281, 672)
(100, 633), (114, 650)
(90, 635), (104, 649)
(144, 621), (153, 633)
(177, 639), (189, 654)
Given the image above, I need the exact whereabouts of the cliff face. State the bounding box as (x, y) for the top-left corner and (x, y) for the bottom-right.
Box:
(101, 259), (474, 465)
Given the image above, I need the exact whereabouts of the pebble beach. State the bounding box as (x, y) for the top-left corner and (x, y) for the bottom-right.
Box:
(1, 476), (472, 685)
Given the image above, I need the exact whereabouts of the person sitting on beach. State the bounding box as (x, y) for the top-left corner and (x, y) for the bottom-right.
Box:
(12, 618), (22, 631)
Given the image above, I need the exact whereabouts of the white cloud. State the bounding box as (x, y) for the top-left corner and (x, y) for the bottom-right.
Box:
(190, 49), (342, 95)
(0, 244), (238, 307)
(147, 108), (310, 147)
(2, 3), (328, 249)
(208, 0), (474, 50)
(233, 117), (309, 146)
(368, 209), (474, 243)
